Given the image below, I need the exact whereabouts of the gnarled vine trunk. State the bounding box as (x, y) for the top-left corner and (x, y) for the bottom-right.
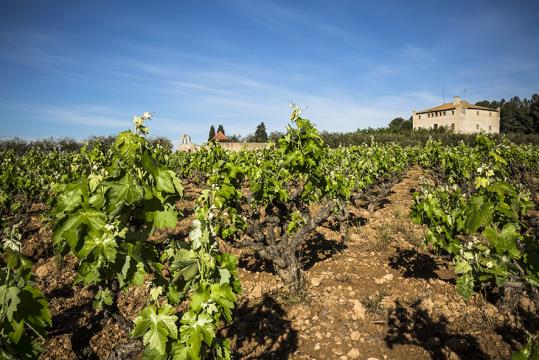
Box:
(238, 198), (341, 291)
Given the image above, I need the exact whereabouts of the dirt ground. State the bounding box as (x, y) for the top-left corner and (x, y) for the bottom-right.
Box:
(24, 166), (538, 359)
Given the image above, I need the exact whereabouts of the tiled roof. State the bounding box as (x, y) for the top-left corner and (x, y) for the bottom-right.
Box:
(213, 131), (228, 142)
(416, 101), (496, 114)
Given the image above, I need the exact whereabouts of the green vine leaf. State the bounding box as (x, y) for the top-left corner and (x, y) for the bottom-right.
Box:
(131, 304), (179, 356)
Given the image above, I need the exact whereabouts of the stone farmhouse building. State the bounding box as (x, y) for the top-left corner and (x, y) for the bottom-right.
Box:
(412, 96), (500, 133)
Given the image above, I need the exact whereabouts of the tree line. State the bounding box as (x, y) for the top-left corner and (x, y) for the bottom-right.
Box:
(207, 122), (273, 143)
(0, 135), (173, 155)
(476, 94), (539, 133)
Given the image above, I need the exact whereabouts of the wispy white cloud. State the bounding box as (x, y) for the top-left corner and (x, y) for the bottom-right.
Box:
(1, 101), (128, 128)
(2, 4), (536, 145)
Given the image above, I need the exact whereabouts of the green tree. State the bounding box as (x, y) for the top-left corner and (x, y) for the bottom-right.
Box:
(268, 131), (284, 142)
(208, 125), (215, 142)
(388, 117), (412, 132)
(227, 134), (242, 142)
(529, 94), (539, 133)
(253, 122), (268, 142)
(217, 124), (225, 135)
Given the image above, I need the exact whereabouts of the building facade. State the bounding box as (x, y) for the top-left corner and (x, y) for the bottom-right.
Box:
(412, 96), (500, 134)
(178, 134), (198, 152)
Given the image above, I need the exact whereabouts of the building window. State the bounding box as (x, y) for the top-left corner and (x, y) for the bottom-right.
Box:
(451, 123), (455, 131)
(477, 111), (479, 115)
(476, 124), (479, 130)
(489, 125), (492, 131)
(489, 112), (492, 117)
(452, 110), (454, 115)
(419, 115), (421, 119)
(433, 124), (438, 129)
(443, 111), (446, 115)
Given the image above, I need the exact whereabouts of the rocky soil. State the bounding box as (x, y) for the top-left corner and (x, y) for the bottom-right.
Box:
(229, 167), (538, 360)
(21, 166), (538, 359)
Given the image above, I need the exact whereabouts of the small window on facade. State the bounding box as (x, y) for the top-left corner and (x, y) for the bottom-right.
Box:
(477, 111), (479, 115)
(451, 123), (455, 130)
(489, 112), (491, 117)
(433, 124), (438, 129)
(419, 115), (421, 119)
(443, 111), (446, 115)
(452, 110), (454, 115)
(476, 124), (479, 130)
(489, 125), (492, 131)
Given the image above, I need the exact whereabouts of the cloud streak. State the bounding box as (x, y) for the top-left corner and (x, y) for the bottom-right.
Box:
(1, 2), (538, 143)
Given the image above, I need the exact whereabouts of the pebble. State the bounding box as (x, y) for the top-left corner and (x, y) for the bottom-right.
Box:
(374, 273), (394, 284)
(347, 348), (360, 359)
(35, 264), (49, 278)
(314, 343), (320, 351)
(350, 330), (361, 341)
(352, 300), (366, 319)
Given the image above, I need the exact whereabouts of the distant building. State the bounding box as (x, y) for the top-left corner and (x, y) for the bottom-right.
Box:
(178, 133), (198, 152)
(212, 131), (228, 142)
(177, 131), (270, 152)
(412, 96), (500, 134)
(180, 134), (191, 145)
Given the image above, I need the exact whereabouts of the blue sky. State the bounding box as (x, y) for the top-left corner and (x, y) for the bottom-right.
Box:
(1, 1), (538, 144)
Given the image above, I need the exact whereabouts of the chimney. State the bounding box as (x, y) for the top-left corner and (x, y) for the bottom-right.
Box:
(453, 96), (461, 105)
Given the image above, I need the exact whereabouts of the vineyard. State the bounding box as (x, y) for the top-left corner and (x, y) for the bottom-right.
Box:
(1, 109), (539, 360)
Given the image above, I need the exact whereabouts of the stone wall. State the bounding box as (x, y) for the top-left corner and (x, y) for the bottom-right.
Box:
(219, 142), (269, 151)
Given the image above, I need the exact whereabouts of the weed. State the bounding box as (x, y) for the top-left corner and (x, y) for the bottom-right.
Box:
(362, 288), (390, 316)
(279, 288), (310, 306)
(335, 273), (353, 284)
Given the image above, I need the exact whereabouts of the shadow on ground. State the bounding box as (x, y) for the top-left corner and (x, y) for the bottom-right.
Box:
(228, 294), (298, 359)
(385, 300), (488, 359)
(388, 247), (441, 280)
(495, 290), (539, 352)
(238, 252), (275, 273)
(300, 232), (347, 271)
